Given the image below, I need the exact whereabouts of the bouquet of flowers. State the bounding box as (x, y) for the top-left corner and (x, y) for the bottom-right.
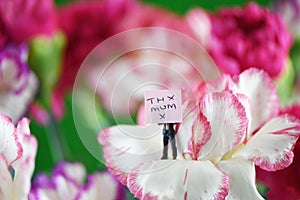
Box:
(0, 0), (300, 199)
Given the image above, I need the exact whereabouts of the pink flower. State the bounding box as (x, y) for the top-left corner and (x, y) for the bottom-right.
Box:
(207, 3), (293, 78)
(55, 0), (195, 115)
(256, 104), (300, 200)
(0, 115), (37, 200)
(0, 0), (56, 47)
(99, 68), (300, 199)
(0, 44), (38, 122)
(29, 162), (125, 200)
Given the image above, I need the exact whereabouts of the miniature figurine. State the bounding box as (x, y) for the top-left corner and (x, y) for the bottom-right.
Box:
(161, 123), (177, 159)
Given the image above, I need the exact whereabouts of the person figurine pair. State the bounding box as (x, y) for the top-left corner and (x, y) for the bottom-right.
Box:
(161, 123), (177, 159)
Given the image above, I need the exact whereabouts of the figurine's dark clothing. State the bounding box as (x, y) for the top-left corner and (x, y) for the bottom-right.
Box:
(161, 123), (177, 159)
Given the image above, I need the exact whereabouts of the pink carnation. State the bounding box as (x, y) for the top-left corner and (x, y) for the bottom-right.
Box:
(0, 0), (56, 46)
(208, 2), (293, 77)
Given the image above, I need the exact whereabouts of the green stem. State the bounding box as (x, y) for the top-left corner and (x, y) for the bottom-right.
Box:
(46, 114), (70, 163)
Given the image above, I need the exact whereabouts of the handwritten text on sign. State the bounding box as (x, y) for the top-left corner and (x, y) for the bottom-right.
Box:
(144, 90), (182, 124)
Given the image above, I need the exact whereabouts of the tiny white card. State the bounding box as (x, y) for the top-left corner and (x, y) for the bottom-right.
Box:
(144, 90), (182, 124)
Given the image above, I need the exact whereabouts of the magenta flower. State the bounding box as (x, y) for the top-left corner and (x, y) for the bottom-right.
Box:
(29, 162), (125, 200)
(0, 115), (37, 200)
(207, 3), (292, 78)
(0, 0), (56, 47)
(99, 68), (300, 199)
(0, 44), (38, 122)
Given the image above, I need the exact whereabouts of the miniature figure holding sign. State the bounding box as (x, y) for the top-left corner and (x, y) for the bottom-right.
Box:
(144, 90), (182, 159)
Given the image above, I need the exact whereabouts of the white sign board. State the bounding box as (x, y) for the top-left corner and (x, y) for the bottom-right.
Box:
(144, 90), (182, 124)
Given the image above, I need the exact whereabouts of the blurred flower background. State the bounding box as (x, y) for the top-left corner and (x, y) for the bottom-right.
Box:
(1, 0), (300, 199)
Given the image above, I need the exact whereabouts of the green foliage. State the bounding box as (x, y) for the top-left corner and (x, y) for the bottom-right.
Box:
(275, 58), (296, 106)
(55, 0), (271, 13)
(28, 31), (66, 108)
(140, 0), (271, 14)
(30, 93), (108, 176)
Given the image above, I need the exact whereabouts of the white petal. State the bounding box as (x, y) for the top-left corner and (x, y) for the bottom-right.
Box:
(12, 118), (37, 200)
(200, 91), (248, 162)
(0, 114), (22, 165)
(98, 124), (163, 185)
(128, 160), (229, 200)
(0, 155), (13, 200)
(218, 158), (264, 200)
(234, 114), (300, 171)
(237, 68), (280, 135)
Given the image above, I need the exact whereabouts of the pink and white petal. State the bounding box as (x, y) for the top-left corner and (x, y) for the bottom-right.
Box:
(16, 118), (31, 135)
(76, 172), (124, 200)
(53, 175), (79, 200)
(234, 115), (300, 171)
(176, 101), (198, 157)
(0, 155), (13, 200)
(53, 162), (86, 185)
(186, 113), (212, 160)
(235, 93), (252, 138)
(208, 74), (236, 92)
(200, 91), (248, 162)
(0, 72), (38, 123)
(31, 175), (79, 200)
(0, 114), (22, 165)
(128, 160), (229, 200)
(237, 68), (280, 134)
(191, 74), (236, 102)
(218, 158), (264, 200)
(11, 125), (37, 200)
(98, 124), (163, 185)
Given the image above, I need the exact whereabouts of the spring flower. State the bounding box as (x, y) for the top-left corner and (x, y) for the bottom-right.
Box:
(0, 0), (56, 47)
(0, 44), (38, 122)
(0, 115), (37, 200)
(256, 104), (300, 200)
(29, 162), (125, 200)
(206, 3), (292, 78)
(99, 68), (300, 199)
(56, 0), (196, 115)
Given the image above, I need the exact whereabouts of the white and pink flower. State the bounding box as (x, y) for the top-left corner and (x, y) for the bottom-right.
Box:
(0, 44), (38, 122)
(29, 162), (125, 200)
(99, 68), (300, 199)
(0, 114), (37, 200)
